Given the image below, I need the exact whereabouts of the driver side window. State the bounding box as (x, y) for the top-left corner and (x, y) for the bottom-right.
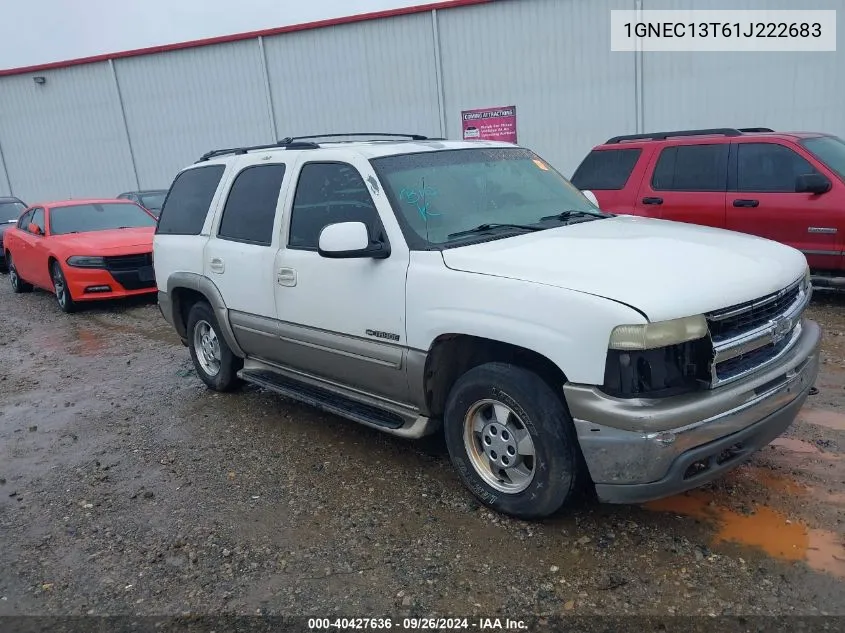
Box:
(17, 209), (33, 230)
(30, 208), (45, 234)
(287, 162), (381, 250)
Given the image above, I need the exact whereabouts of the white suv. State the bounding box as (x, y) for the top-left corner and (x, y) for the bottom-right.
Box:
(154, 133), (820, 519)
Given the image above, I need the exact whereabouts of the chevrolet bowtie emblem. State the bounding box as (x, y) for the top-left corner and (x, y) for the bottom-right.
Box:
(771, 316), (792, 343)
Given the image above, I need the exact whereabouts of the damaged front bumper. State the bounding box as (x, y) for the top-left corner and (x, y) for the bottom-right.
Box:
(564, 318), (822, 504)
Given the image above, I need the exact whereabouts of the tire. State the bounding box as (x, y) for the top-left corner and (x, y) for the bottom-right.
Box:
(443, 362), (585, 520)
(0, 257), (7, 274)
(186, 301), (243, 392)
(51, 260), (77, 313)
(7, 253), (32, 293)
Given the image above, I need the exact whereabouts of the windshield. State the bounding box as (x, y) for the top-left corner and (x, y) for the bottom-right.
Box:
(801, 136), (845, 182)
(50, 203), (157, 235)
(139, 192), (167, 210)
(371, 148), (604, 247)
(0, 201), (26, 222)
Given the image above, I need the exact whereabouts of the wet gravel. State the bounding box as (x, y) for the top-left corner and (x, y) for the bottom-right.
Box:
(1, 280), (845, 618)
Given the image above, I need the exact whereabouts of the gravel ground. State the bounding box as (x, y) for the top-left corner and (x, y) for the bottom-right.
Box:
(1, 279), (845, 621)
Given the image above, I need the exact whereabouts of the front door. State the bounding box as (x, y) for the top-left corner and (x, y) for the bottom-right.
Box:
(273, 154), (410, 404)
(726, 141), (842, 271)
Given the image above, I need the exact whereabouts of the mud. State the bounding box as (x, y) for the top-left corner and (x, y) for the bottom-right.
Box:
(1, 282), (845, 617)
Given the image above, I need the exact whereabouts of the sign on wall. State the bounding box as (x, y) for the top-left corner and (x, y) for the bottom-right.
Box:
(461, 105), (517, 143)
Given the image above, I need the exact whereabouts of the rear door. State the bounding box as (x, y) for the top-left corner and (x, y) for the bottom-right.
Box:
(16, 207), (46, 283)
(727, 140), (841, 270)
(635, 142), (729, 227)
(203, 156), (289, 357)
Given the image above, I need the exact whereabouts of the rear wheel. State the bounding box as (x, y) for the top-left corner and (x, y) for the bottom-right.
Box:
(7, 253), (32, 293)
(443, 362), (585, 520)
(51, 261), (76, 313)
(186, 301), (243, 392)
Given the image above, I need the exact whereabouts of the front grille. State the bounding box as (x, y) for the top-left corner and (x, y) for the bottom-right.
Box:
(103, 252), (155, 290)
(707, 282), (800, 343)
(706, 277), (808, 387)
(713, 333), (794, 383)
(104, 253), (153, 271)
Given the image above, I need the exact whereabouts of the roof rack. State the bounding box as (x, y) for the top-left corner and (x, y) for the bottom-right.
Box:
(606, 127), (775, 144)
(197, 139), (319, 162)
(197, 133), (436, 162)
(737, 127), (775, 133)
(278, 133), (434, 143)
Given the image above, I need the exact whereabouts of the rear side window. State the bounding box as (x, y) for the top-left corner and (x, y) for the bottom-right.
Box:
(737, 143), (818, 193)
(652, 144), (728, 192)
(157, 165), (226, 235)
(571, 148), (641, 190)
(217, 164), (286, 245)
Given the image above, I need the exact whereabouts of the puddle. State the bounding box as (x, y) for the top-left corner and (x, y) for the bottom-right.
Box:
(644, 490), (845, 578)
(799, 408), (845, 432)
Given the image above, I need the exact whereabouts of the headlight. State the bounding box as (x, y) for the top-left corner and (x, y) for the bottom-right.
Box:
(66, 255), (106, 268)
(608, 315), (709, 351)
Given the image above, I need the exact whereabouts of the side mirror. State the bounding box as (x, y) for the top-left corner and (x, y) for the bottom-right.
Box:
(796, 173), (831, 195)
(581, 190), (600, 208)
(317, 221), (390, 259)
(28, 222), (43, 235)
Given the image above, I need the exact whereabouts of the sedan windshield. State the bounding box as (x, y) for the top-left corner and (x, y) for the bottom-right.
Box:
(50, 203), (157, 235)
(801, 136), (845, 182)
(371, 148), (606, 247)
(0, 201), (26, 222)
(139, 192), (167, 211)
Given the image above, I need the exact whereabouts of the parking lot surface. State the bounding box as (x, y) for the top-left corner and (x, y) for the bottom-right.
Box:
(1, 280), (845, 617)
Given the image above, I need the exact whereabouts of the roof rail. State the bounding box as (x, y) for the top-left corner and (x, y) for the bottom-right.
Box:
(278, 133), (432, 143)
(605, 128), (745, 144)
(197, 139), (319, 162)
(737, 127), (775, 133)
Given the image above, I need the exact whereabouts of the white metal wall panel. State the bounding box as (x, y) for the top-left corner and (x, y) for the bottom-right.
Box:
(642, 0), (845, 138)
(115, 40), (272, 188)
(0, 63), (136, 202)
(263, 13), (442, 140)
(438, 0), (638, 176)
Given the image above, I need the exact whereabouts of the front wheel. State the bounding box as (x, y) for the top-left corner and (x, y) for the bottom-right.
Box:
(186, 301), (243, 392)
(8, 253), (32, 293)
(51, 261), (76, 313)
(443, 362), (586, 520)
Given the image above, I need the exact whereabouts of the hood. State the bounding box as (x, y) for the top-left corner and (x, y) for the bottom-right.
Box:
(48, 227), (154, 255)
(441, 216), (808, 322)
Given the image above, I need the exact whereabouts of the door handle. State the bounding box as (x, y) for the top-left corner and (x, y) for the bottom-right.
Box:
(209, 257), (225, 274)
(733, 199), (760, 208)
(641, 197), (663, 205)
(277, 267), (297, 287)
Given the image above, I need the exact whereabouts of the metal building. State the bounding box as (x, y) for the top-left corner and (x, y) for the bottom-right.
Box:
(0, 0), (842, 202)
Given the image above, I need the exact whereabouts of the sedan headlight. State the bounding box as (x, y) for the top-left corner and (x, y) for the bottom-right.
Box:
(66, 255), (106, 268)
(608, 315), (709, 351)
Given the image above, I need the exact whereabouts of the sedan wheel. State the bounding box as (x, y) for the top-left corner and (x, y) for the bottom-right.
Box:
(51, 261), (76, 313)
(8, 254), (32, 293)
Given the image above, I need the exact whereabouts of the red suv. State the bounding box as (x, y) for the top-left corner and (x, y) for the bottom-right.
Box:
(571, 128), (845, 288)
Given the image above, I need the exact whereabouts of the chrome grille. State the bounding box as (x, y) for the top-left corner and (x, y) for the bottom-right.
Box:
(706, 276), (810, 387)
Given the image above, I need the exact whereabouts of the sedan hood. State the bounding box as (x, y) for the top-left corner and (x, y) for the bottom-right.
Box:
(441, 216), (808, 322)
(49, 227), (154, 255)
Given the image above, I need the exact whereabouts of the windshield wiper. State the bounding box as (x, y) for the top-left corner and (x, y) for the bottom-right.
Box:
(539, 209), (608, 223)
(448, 223), (542, 240)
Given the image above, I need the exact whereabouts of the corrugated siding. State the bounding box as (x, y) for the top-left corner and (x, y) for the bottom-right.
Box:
(0, 62), (136, 202)
(263, 13), (442, 139)
(115, 40), (272, 188)
(642, 0), (845, 138)
(438, 0), (638, 176)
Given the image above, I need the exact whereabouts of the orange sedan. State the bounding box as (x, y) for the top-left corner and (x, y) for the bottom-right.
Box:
(4, 199), (158, 313)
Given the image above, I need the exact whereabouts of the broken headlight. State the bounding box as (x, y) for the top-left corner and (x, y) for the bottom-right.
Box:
(602, 315), (713, 398)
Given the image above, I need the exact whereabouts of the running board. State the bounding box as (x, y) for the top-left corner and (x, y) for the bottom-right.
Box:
(811, 275), (845, 290)
(238, 363), (439, 439)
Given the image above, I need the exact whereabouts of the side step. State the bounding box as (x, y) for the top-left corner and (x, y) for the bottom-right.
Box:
(811, 275), (845, 290)
(237, 365), (442, 441)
